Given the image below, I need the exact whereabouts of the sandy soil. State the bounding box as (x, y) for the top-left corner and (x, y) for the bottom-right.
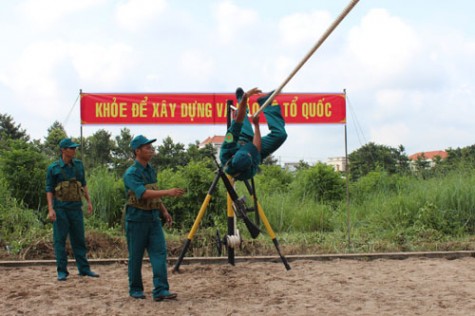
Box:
(1, 257), (474, 315)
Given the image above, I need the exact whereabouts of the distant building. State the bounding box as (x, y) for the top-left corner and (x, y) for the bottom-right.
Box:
(408, 150), (447, 170)
(327, 156), (347, 172)
(199, 135), (225, 157)
(283, 162), (300, 172)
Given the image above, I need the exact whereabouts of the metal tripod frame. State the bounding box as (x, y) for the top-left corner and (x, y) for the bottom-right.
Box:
(172, 100), (290, 272)
(172, 159), (290, 272)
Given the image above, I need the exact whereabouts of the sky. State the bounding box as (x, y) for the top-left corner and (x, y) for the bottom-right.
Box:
(1, 0), (474, 164)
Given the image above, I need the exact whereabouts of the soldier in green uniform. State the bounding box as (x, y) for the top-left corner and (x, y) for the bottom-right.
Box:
(123, 135), (185, 301)
(220, 87), (288, 180)
(46, 138), (99, 281)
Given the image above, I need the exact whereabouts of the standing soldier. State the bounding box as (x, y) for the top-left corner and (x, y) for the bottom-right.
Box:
(123, 135), (185, 301)
(45, 138), (99, 281)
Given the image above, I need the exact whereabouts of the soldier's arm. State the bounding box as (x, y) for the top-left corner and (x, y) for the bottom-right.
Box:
(141, 188), (185, 200)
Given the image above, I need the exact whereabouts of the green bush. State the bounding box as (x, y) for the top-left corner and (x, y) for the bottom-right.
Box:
(290, 162), (345, 204)
(254, 165), (293, 194)
(157, 160), (227, 230)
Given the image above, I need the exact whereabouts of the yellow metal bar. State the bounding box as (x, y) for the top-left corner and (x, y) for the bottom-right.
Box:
(187, 194), (212, 239)
(226, 176), (234, 217)
(256, 202), (276, 239)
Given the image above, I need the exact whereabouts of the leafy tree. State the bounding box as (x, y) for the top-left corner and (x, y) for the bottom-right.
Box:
(432, 155), (443, 165)
(0, 139), (49, 211)
(112, 128), (134, 175)
(395, 145), (410, 174)
(295, 159), (311, 171)
(43, 121), (67, 159)
(153, 136), (187, 170)
(186, 141), (216, 164)
(83, 129), (115, 169)
(431, 155), (448, 175)
(0, 113), (29, 142)
(414, 153), (430, 171)
(444, 145), (475, 169)
(262, 155), (278, 166)
(349, 142), (407, 181)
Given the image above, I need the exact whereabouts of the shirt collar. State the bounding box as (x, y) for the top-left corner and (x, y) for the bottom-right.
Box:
(59, 157), (75, 167)
(134, 160), (150, 171)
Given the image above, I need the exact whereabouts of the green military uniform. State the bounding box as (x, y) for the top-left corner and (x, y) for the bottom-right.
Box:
(123, 158), (171, 299)
(220, 90), (288, 180)
(46, 156), (91, 277)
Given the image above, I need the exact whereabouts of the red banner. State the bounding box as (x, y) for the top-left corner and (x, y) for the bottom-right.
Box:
(80, 93), (346, 125)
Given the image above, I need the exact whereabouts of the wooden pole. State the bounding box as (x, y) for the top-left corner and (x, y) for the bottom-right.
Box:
(253, 0), (360, 117)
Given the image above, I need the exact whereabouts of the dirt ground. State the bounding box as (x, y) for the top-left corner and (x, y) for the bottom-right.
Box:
(1, 256), (474, 315)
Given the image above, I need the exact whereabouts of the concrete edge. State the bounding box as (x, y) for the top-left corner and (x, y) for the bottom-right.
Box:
(1, 250), (474, 267)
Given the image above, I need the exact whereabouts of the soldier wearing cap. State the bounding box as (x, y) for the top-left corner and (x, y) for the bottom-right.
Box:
(45, 138), (99, 281)
(123, 135), (185, 301)
(220, 87), (287, 180)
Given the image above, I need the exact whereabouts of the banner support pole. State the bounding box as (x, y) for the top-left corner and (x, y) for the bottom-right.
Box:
(79, 89), (84, 160)
(344, 89), (351, 249)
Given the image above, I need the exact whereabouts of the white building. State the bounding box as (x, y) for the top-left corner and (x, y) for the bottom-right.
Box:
(326, 156), (347, 172)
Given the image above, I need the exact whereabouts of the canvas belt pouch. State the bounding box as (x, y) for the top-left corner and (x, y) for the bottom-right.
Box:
(127, 183), (163, 210)
(55, 180), (83, 202)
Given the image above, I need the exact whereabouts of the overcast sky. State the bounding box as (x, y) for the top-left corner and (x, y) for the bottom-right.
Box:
(1, 0), (474, 164)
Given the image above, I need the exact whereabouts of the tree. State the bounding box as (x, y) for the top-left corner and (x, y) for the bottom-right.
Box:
(349, 142), (407, 181)
(43, 121), (67, 159)
(83, 129), (115, 169)
(0, 139), (49, 210)
(0, 113), (29, 142)
(413, 153), (432, 179)
(112, 128), (134, 175)
(185, 141), (216, 163)
(444, 145), (475, 169)
(295, 159), (311, 171)
(395, 145), (410, 174)
(153, 136), (187, 170)
(262, 154), (278, 166)
(414, 153), (430, 170)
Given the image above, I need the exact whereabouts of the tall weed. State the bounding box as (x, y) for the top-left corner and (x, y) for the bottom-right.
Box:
(0, 176), (49, 254)
(87, 166), (125, 227)
(257, 192), (336, 233)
